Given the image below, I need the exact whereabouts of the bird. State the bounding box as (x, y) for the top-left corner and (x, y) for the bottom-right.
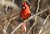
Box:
(20, 2), (31, 20)
(19, 2), (31, 32)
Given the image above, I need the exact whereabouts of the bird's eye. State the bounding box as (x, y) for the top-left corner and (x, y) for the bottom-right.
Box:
(22, 6), (26, 10)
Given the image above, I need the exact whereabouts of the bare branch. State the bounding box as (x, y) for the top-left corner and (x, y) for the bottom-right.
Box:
(0, 11), (9, 34)
(11, 23), (23, 34)
(27, 22), (37, 34)
(35, 0), (40, 21)
(27, 0), (41, 34)
(39, 14), (50, 34)
(43, 14), (50, 24)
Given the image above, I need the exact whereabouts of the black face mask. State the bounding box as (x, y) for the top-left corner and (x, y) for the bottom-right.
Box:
(22, 5), (26, 10)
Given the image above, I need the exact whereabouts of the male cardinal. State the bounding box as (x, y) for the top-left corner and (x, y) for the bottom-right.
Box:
(20, 2), (31, 32)
(20, 2), (31, 20)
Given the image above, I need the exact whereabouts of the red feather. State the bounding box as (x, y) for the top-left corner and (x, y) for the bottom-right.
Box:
(20, 2), (31, 20)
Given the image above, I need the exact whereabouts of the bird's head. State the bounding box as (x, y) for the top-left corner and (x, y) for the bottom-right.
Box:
(22, 2), (28, 10)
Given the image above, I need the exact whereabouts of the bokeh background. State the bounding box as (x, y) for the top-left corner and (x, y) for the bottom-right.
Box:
(0, 0), (50, 34)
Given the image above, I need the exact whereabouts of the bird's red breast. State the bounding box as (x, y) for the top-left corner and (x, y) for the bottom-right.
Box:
(20, 2), (31, 20)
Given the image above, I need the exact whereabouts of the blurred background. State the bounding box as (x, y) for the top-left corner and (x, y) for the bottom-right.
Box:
(0, 0), (50, 34)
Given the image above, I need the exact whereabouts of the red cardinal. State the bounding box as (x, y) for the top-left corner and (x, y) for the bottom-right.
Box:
(20, 2), (31, 20)
(20, 2), (31, 32)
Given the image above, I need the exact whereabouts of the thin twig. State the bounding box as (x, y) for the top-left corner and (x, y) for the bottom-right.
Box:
(27, 22), (37, 34)
(39, 27), (43, 34)
(39, 14), (50, 34)
(41, 25), (50, 34)
(35, 0), (40, 21)
(27, 0), (41, 34)
(11, 20), (27, 34)
(26, 0), (31, 5)
(0, 11), (8, 34)
(43, 14), (50, 24)
(4, 15), (19, 30)
(3, 12), (19, 34)
(28, 8), (49, 20)
(3, 19), (8, 34)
